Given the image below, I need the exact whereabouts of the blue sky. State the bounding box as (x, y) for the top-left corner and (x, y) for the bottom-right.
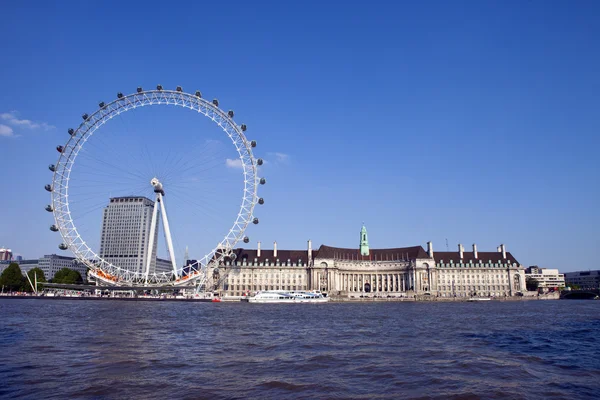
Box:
(0, 1), (598, 272)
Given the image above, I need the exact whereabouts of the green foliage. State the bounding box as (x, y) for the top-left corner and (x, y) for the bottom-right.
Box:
(0, 263), (25, 291)
(52, 268), (83, 284)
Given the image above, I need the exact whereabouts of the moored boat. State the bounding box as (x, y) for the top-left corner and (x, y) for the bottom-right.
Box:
(245, 290), (330, 303)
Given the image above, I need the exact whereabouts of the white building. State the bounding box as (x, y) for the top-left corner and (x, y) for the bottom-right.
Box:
(213, 225), (527, 297)
(38, 254), (88, 282)
(433, 244), (526, 297)
(564, 270), (600, 289)
(99, 196), (158, 275)
(525, 266), (565, 290)
(1, 254), (88, 282)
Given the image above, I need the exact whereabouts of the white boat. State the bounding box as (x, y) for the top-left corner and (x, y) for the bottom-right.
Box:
(468, 297), (492, 302)
(245, 290), (330, 303)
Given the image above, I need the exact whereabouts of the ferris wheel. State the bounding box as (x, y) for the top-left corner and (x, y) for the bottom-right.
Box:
(45, 86), (265, 287)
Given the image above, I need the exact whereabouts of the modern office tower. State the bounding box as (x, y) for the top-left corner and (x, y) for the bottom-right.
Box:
(99, 197), (159, 275)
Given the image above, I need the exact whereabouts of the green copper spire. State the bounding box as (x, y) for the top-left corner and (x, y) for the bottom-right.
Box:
(360, 223), (369, 256)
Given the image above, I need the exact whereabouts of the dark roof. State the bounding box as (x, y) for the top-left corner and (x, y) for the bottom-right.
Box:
(220, 248), (310, 264)
(315, 245), (429, 261)
(433, 251), (519, 265)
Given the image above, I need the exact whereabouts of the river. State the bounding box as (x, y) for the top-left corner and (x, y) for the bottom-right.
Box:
(0, 299), (598, 399)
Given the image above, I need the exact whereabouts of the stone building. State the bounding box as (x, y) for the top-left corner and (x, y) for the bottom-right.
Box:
(432, 244), (526, 297)
(214, 225), (527, 297)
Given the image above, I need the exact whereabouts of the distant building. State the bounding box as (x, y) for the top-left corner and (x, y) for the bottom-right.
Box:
(564, 270), (600, 290)
(213, 225), (527, 297)
(525, 266), (565, 290)
(156, 258), (174, 275)
(99, 197), (159, 275)
(0, 259), (38, 275)
(0, 248), (13, 261)
(0, 254), (88, 281)
(38, 254), (87, 282)
(15, 255), (23, 261)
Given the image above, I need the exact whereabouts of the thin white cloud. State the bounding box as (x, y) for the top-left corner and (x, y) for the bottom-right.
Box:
(267, 152), (291, 164)
(225, 158), (243, 169)
(0, 111), (55, 130)
(0, 124), (14, 137)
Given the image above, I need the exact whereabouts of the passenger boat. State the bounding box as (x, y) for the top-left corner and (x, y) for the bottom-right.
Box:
(244, 290), (330, 303)
(467, 297), (492, 302)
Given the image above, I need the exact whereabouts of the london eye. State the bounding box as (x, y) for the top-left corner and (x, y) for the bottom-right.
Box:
(45, 86), (264, 288)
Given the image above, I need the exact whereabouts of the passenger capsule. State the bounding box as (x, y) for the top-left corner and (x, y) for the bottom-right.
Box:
(99, 101), (105, 108)
(259, 178), (266, 185)
(45, 205), (53, 212)
(243, 236), (250, 243)
(258, 198), (264, 205)
(230, 253), (237, 261)
(240, 124), (247, 132)
(56, 145), (64, 153)
(45, 184), (53, 192)
(58, 243), (68, 250)
(117, 92), (124, 99)
(137, 87), (143, 93)
(195, 90), (202, 98)
(48, 164), (56, 172)
(253, 218), (259, 225)
(250, 140), (257, 148)
(228, 110), (234, 118)
(68, 128), (74, 136)
(176, 86), (183, 92)
(212, 99), (219, 107)
(50, 225), (59, 232)
(157, 84), (163, 91)
(256, 158), (263, 166)
(82, 113), (88, 121)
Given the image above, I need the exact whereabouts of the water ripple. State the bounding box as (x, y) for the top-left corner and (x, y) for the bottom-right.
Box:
(0, 299), (599, 399)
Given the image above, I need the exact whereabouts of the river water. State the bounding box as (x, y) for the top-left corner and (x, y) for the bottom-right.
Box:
(0, 299), (598, 399)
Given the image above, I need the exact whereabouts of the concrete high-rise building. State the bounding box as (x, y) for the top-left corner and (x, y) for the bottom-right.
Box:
(0, 248), (13, 261)
(99, 197), (159, 275)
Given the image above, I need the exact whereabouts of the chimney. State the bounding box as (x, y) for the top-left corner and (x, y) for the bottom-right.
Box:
(427, 241), (434, 258)
(497, 246), (501, 253)
(257, 241), (261, 258)
(458, 243), (464, 259)
(308, 239), (312, 260)
(473, 243), (478, 259)
(273, 241), (277, 258)
(501, 244), (506, 259)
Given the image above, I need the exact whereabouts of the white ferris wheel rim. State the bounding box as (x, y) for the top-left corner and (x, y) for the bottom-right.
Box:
(49, 88), (260, 286)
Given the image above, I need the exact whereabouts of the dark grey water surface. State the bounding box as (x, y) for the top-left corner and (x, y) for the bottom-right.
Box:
(1, 299), (599, 399)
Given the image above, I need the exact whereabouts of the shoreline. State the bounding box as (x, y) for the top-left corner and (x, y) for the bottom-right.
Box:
(0, 294), (562, 302)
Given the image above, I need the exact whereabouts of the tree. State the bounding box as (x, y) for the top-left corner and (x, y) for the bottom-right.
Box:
(24, 268), (47, 292)
(0, 263), (25, 292)
(52, 268), (83, 284)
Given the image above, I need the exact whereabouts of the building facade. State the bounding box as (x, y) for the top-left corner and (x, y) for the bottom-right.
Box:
(38, 254), (88, 282)
(525, 266), (565, 290)
(99, 196), (159, 275)
(0, 248), (13, 261)
(433, 244), (526, 297)
(0, 254), (88, 281)
(564, 270), (600, 290)
(214, 226), (527, 297)
(0, 259), (38, 276)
